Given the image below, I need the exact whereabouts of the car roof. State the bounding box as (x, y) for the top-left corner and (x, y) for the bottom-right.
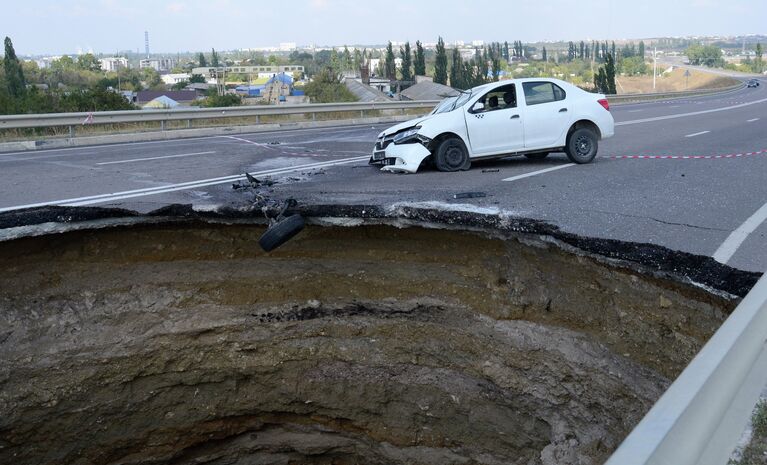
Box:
(471, 77), (569, 93)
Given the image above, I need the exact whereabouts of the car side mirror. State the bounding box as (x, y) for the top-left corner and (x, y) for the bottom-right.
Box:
(472, 102), (485, 112)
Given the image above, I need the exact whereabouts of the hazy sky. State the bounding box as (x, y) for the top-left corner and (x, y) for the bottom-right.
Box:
(3, 0), (765, 55)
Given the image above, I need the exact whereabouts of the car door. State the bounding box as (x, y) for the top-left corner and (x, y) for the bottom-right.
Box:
(520, 81), (571, 149)
(464, 83), (524, 156)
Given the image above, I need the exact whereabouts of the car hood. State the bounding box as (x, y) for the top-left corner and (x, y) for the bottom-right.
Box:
(379, 116), (433, 138)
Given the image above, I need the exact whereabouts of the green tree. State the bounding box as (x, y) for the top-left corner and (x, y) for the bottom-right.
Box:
(605, 53), (617, 94)
(414, 41), (426, 76)
(449, 48), (463, 89)
(755, 43), (763, 73)
(542, 46), (547, 62)
(384, 42), (396, 80)
(211, 48), (220, 67)
(303, 67), (358, 103)
(76, 53), (101, 72)
(198, 52), (207, 67)
(686, 45), (724, 67)
(400, 42), (412, 81)
(639, 41), (645, 59)
(4, 36), (27, 98)
(593, 67), (608, 93)
(189, 74), (206, 83)
(342, 46), (352, 72)
(434, 37), (448, 85)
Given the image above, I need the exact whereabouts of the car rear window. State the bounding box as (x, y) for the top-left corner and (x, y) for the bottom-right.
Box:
(522, 82), (566, 106)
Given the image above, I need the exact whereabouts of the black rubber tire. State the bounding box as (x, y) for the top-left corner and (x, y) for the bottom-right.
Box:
(434, 137), (471, 172)
(259, 214), (305, 252)
(565, 128), (598, 164)
(524, 152), (549, 160)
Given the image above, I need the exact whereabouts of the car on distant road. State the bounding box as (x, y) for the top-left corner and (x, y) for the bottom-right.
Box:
(747, 79), (760, 88)
(370, 78), (615, 173)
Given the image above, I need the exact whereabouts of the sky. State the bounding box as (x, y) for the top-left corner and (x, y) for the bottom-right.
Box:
(2, 0), (766, 56)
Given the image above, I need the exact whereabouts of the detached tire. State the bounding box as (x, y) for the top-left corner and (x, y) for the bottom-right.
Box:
(524, 152), (549, 160)
(434, 137), (471, 172)
(259, 214), (305, 252)
(565, 128), (598, 164)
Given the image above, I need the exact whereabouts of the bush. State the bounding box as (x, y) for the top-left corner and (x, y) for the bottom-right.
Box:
(303, 67), (358, 103)
(196, 93), (242, 108)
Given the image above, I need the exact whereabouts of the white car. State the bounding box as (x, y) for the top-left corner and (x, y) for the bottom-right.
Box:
(370, 78), (615, 173)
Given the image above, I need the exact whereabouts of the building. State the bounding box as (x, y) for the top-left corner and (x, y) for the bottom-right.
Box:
(140, 58), (177, 73)
(343, 79), (393, 103)
(191, 65), (305, 82)
(136, 90), (197, 105)
(161, 74), (191, 86)
(98, 57), (129, 72)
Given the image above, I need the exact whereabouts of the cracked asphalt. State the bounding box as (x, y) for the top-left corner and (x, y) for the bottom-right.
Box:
(1, 81), (766, 272)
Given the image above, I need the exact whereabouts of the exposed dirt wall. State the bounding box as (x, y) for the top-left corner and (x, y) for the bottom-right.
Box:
(0, 223), (737, 465)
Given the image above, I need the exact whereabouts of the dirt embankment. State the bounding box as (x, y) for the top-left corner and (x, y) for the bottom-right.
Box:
(0, 223), (738, 465)
(616, 67), (739, 94)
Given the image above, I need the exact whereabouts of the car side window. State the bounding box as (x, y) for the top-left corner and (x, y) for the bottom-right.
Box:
(522, 82), (566, 106)
(470, 84), (516, 113)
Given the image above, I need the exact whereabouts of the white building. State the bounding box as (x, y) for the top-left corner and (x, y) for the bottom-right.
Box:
(161, 73), (191, 85)
(33, 56), (62, 69)
(279, 42), (297, 51)
(140, 58), (176, 72)
(99, 57), (129, 72)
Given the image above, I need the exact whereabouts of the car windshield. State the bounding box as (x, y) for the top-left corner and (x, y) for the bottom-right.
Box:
(432, 90), (473, 114)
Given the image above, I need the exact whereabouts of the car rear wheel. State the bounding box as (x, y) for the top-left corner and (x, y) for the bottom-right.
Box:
(434, 137), (471, 172)
(524, 152), (549, 160)
(565, 128), (598, 164)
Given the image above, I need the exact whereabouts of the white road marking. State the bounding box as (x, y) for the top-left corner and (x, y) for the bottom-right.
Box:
(96, 151), (216, 165)
(747, 118), (760, 122)
(713, 202), (767, 264)
(685, 131), (711, 138)
(502, 164), (576, 182)
(628, 109), (643, 113)
(616, 96), (767, 126)
(0, 156), (369, 212)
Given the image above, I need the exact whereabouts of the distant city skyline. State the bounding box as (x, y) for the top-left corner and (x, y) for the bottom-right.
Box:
(4, 0), (766, 56)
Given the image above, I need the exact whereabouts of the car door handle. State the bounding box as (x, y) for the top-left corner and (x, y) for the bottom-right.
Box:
(510, 114), (520, 119)
(559, 108), (568, 113)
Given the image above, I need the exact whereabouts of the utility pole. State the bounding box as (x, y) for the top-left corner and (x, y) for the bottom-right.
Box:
(653, 47), (657, 91)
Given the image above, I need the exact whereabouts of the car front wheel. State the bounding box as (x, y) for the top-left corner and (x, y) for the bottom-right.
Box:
(565, 128), (598, 164)
(434, 137), (471, 172)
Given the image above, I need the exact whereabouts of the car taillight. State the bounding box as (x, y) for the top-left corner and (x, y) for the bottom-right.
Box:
(597, 99), (610, 111)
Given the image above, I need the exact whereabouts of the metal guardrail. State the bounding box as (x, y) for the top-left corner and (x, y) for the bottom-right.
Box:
(0, 100), (439, 132)
(607, 82), (744, 103)
(0, 83), (744, 135)
(606, 272), (767, 465)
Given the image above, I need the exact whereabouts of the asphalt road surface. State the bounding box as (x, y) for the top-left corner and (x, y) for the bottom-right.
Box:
(1, 82), (766, 272)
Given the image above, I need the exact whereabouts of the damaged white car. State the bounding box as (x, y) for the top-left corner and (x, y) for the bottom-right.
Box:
(370, 78), (615, 173)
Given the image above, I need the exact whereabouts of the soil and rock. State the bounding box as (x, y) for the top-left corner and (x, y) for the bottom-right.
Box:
(0, 216), (745, 465)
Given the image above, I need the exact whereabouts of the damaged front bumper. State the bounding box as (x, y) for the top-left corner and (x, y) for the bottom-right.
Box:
(370, 141), (432, 174)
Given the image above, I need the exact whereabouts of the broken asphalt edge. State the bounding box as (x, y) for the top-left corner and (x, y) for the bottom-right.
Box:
(0, 203), (759, 299)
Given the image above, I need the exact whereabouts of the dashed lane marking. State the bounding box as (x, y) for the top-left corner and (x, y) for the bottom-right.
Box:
(685, 131), (710, 138)
(747, 118), (760, 122)
(606, 149), (767, 160)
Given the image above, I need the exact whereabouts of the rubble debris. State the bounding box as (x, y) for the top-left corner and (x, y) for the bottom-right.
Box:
(453, 192), (487, 199)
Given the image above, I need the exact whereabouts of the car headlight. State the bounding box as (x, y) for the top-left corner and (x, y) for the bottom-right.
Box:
(393, 127), (421, 144)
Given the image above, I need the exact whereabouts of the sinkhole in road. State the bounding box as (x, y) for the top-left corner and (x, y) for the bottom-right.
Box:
(0, 222), (738, 465)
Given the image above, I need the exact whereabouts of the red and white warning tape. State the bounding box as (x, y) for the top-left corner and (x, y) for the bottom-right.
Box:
(606, 149), (767, 160)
